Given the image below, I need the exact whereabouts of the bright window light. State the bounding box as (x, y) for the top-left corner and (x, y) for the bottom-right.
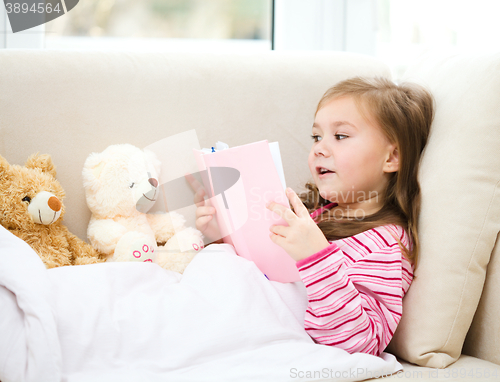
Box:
(44, 0), (272, 52)
(376, 0), (500, 79)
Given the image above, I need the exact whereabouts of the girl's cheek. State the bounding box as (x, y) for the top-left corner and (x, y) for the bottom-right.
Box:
(307, 153), (316, 173)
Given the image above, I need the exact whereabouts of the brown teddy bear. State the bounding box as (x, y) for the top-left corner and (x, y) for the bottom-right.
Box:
(0, 153), (103, 268)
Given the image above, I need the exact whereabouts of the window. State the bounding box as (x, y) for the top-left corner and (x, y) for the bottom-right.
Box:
(44, 0), (272, 52)
(2, 0), (499, 77)
(0, 2), (44, 48)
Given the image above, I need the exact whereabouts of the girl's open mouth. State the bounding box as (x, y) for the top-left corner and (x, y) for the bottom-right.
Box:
(317, 167), (335, 177)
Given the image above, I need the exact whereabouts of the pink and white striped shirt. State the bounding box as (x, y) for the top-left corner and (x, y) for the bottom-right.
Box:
(297, 203), (414, 356)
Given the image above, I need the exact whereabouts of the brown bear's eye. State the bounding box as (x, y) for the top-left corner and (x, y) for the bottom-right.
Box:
(22, 196), (31, 203)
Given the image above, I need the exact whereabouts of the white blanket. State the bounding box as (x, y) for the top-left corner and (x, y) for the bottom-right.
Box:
(0, 226), (403, 382)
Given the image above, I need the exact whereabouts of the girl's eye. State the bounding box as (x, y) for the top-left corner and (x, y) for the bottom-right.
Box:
(335, 134), (348, 140)
(311, 134), (322, 142)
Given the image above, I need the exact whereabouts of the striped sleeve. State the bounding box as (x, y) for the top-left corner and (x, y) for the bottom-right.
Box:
(296, 228), (412, 356)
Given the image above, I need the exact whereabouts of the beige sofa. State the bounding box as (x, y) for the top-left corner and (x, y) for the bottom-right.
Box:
(0, 49), (499, 381)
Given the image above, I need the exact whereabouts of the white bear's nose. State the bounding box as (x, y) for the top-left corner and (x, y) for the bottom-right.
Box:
(28, 191), (62, 225)
(148, 178), (158, 188)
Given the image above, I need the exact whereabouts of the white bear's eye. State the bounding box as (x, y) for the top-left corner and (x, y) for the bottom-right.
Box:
(129, 182), (135, 188)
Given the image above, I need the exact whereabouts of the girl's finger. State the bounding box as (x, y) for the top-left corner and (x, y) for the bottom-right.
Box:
(286, 188), (309, 218)
(267, 201), (296, 223)
(270, 224), (287, 238)
(269, 231), (284, 247)
(194, 188), (206, 207)
(185, 172), (202, 192)
(196, 205), (215, 219)
(185, 173), (207, 206)
(197, 214), (212, 229)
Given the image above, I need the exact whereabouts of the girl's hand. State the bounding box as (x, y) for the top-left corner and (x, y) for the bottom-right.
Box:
(185, 173), (223, 244)
(266, 188), (330, 262)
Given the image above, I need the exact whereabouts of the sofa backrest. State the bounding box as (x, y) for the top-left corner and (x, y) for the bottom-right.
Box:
(0, 50), (390, 240)
(1, 49), (498, 368)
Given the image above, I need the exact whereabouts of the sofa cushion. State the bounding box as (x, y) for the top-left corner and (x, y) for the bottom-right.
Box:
(364, 355), (500, 381)
(463, 232), (500, 366)
(386, 50), (500, 368)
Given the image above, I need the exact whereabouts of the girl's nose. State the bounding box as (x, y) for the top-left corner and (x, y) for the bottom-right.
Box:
(314, 140), (330, 157)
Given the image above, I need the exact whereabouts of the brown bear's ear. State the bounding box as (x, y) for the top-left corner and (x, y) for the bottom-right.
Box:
(0, 154), (11, 179)
(25, 153), (57, 178)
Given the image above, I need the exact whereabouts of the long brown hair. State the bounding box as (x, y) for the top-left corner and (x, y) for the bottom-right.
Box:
(300, 77), (434, 269)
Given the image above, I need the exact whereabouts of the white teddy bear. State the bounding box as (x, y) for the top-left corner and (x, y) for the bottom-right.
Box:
(82, 144), (204, 273)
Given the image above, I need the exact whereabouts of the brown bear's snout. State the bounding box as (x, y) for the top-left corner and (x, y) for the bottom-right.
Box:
(48, 196), (62, 212)
(27, 191), (63, 225)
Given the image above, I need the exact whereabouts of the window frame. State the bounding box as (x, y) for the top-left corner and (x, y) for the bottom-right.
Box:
(0, 3), (45, 48)
(0, 0), (376, 53)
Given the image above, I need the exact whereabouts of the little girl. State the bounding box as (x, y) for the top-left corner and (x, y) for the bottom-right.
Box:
(194, 76), (434, 357)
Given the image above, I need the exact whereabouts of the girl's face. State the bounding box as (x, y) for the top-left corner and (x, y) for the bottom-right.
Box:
(308, 96), (399, 207)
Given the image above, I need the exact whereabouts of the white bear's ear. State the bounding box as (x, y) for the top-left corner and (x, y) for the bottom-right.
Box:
(0, 154), (11, 179)
(83, 152), (106, 183)
(144, 149), (161, 175)
(92, 161), (106, 180)
(92, 162), (105, 179)
(25, 153), (57, 178)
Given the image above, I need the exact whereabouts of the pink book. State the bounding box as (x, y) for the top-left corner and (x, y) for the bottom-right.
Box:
(193, 140), (301, 283)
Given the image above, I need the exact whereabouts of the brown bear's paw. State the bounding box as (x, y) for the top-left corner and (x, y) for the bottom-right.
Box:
(73, 254), (104, 266)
